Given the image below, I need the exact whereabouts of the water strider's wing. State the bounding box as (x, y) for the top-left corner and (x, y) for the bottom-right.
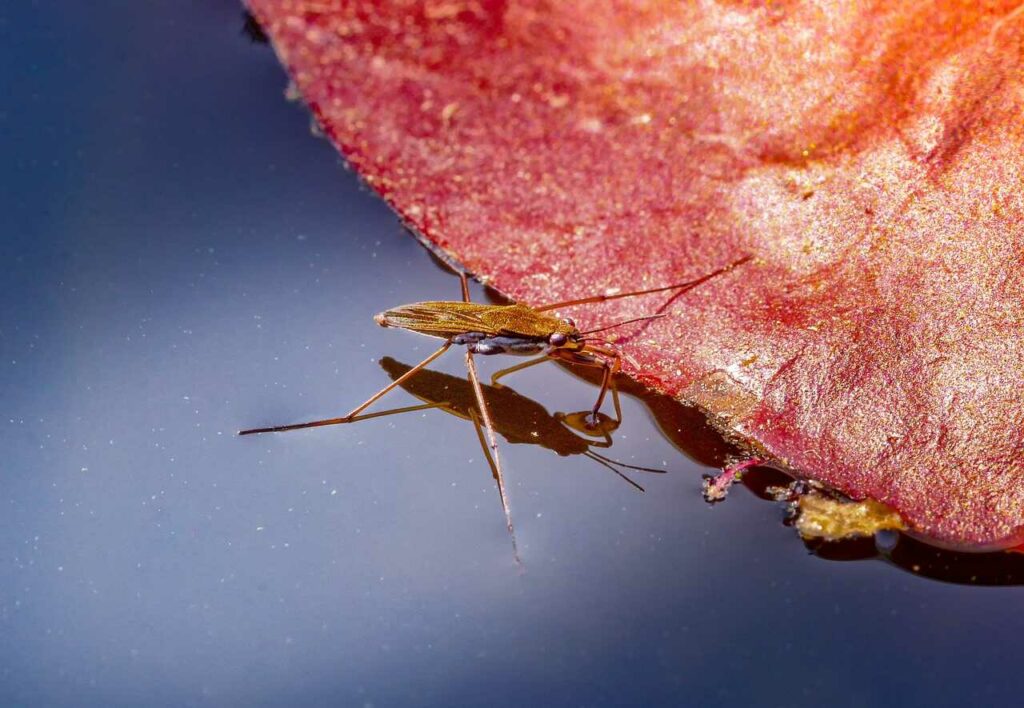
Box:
(376, 301), (502, 338)
(377, 302), (565, 340)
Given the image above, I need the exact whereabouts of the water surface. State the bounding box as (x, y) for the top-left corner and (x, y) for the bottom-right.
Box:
(3, 3), (1023, 706)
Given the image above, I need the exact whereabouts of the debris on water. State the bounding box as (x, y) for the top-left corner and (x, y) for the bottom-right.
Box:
(702, 458), (764, 503)
(795, 493), (905, 542)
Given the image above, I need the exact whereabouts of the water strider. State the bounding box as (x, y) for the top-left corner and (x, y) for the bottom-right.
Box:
(240, 256), (751, 557)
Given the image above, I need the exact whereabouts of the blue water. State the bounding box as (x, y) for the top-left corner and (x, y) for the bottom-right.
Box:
(3, 2), (1023, 706)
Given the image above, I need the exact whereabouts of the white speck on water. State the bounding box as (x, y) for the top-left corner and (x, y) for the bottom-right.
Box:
(330, 489), (337, 496)
(256, 526), (264, 532)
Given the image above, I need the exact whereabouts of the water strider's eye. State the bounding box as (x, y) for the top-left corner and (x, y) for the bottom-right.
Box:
(561, 317), (575, 328)
(549, 332), (568, 346)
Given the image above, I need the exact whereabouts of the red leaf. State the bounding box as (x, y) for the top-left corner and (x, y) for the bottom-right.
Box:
(247, 1), (1024, 549)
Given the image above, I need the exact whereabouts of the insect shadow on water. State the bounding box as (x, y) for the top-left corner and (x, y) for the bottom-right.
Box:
(371, 356), (667, 492)
(240, 257), (751, 560)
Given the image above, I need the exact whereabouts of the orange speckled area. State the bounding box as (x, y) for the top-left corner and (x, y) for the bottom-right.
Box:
(247, 0), (1024, 549)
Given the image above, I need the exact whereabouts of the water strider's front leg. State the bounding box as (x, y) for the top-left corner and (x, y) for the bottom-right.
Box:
(587, 345), (621, 422)
(547, 345), (622, 427)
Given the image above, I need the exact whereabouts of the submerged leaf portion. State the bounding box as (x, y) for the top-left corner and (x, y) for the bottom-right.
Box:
(248, 1), (1024, 548)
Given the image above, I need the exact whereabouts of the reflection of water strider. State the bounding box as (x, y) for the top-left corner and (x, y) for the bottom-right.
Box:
(239, 260), (750, 560)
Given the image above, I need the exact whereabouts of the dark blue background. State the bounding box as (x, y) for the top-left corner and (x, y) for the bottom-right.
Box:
(1, 2), (1020, 706)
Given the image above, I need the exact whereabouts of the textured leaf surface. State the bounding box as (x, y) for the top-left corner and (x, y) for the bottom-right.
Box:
(248, 0), (1024, 548)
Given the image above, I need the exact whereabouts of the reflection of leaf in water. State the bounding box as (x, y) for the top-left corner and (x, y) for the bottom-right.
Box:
(378, 357), (665, 491)
(240, 11), (268, 44)
(810, 530), (1024, 588)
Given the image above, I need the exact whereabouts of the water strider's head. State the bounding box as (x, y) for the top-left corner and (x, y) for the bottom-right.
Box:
(546, 317), (582, 349)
